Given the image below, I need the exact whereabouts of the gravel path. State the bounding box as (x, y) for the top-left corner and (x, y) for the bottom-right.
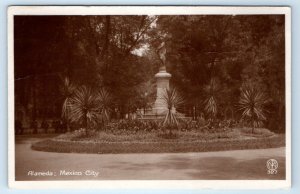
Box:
(15, 135), (286, 180)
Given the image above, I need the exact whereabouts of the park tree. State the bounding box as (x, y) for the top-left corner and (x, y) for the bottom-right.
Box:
(14, 15), (286, 132)
(150, 15), (285, 131)
(14, 16), (69, 121)
(62, 16), (159, 117)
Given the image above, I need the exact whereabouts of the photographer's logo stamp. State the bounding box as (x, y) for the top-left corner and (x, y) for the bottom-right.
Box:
(266, 159), (278, 174)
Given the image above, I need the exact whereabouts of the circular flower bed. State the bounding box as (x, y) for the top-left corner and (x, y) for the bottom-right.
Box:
(31, 127), (285, 154)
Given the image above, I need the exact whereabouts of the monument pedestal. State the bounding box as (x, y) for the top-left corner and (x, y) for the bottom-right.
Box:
(138, 67), (188, 120)
(138, 67), (172, 119)
(152, 68), (171, 115)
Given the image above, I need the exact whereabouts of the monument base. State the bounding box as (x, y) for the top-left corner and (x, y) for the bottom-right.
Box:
(138, 67), (187, 120)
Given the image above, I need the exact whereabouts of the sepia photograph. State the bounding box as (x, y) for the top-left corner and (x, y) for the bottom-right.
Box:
(8, 6), (291, 189)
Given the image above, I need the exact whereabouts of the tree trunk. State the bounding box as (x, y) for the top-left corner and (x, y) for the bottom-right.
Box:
(103, 16), (111, 70)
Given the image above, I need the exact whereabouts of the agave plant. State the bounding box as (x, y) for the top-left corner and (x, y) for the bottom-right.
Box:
(97, 88), (113, 128)
(203, 78), (221, 120)
(69, 86), (100, 136)
(60, 77), (76, 132)
(238, 85), (269, 133)
(160, 88), (184, 133)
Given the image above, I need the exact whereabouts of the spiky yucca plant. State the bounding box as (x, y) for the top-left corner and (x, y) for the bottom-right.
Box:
(69, 86), (100, 136)
(97, 88), (113, 128)
(203, 78), (220, 120)
(161, 88), (184, 133)
(60, 77), (76, 132)
(238, 85), (269, 133)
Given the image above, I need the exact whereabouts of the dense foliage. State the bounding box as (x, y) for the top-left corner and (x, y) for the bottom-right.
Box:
(151, 15), (285, 132)
(15, 15), (285, 132)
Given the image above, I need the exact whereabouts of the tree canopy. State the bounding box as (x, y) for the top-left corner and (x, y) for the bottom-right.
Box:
(14, 15), (285, 132)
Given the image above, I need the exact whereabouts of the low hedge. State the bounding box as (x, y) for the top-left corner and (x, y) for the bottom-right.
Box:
(31, 135), (285, 154)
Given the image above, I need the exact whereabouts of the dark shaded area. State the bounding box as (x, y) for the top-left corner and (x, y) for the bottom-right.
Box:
(14, 16), (158, 131)
(15, 16), (66, 122)
(14, 15), (286, 133)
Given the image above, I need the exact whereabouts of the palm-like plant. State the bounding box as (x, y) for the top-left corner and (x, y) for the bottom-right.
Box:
(60, 77), (76, 132)
(69, 86), (100, 136)
(160, 88), (184, 132)
(97, 88), (113, 128)
(238, 85), (269, 133)
(203, 78), (220, 120)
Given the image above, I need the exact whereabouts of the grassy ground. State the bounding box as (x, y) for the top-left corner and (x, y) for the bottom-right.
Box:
(31, 128), (285, 154)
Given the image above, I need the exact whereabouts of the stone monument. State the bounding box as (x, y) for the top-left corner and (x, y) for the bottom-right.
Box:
(152, 42), (171, 115)
(137, 42), (187, 120)
(139, 42), (172, 118)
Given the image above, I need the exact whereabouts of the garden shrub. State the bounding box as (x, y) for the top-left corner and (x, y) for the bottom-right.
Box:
(104, 120), (161, 134)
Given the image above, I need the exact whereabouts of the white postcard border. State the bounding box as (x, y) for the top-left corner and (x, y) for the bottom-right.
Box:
(7, 6), (291, 190)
